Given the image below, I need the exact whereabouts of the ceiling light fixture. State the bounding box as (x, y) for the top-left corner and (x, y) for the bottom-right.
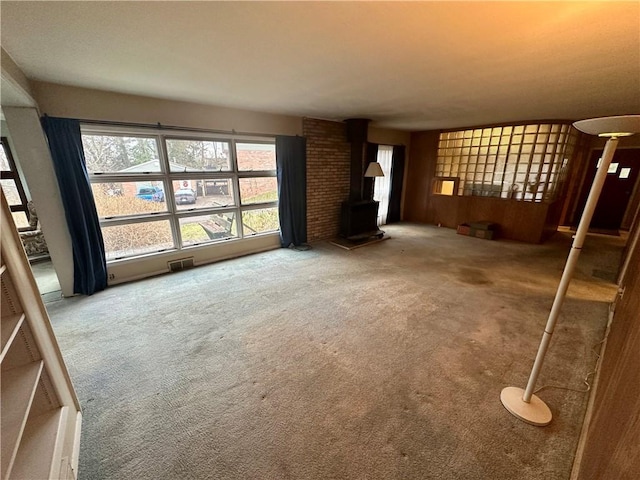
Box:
(500, 114), (640, 426)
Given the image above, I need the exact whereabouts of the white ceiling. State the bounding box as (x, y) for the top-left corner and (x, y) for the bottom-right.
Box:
(1, 1), (639, 131)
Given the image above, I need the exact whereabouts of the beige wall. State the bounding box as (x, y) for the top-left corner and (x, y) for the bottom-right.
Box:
(31, 81), (302, 136)
(368, 126), (411, 148)
(1, 48), (36, 107)
(3, 107), (75, 296)
(8, 82), (308, 290)
(8, 81), (412, 289)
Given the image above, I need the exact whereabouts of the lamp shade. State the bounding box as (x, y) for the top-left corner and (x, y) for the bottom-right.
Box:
(364, 162), (384, 177)
(573, 115), (640, 137)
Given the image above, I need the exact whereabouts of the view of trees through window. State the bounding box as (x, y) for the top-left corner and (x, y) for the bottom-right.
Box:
(83, 135), (160, 173)
(167, 139), (231, 172)
(82, 129), (278, 261)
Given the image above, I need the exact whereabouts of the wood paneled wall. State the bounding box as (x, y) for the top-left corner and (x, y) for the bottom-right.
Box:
(429, 195), (558, 243)
(403, 131), (439, 224)
(403, 130), (566, 243)
(575, 215), (640, 479)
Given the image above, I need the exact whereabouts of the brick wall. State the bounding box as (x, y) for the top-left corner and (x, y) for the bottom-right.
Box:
(236, 149), (275, 171)
(304, 118), (351, 241)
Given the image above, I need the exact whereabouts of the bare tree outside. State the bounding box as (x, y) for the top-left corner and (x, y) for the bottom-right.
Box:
(82, 135), (159, 173)
(166, 139), (230, 171)
(84, 133), (278, 260)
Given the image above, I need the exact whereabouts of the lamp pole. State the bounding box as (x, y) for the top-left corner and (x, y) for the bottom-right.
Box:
(501, 115), (640, 426)
(500, 136), (620, 426)
(522, 136), (618, 402)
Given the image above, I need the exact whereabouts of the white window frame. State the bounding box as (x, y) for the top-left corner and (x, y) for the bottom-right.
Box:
(81, 125), (279, 261)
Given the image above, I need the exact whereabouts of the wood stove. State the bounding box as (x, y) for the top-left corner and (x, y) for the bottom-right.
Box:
(340, 118), (383, 240)
(341, 199), (380, 239)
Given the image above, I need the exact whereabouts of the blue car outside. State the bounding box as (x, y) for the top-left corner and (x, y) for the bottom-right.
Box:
(136, 187), (164, 202)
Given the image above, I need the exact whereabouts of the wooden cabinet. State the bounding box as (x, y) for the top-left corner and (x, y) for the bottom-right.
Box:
(1, 191), (81, 480)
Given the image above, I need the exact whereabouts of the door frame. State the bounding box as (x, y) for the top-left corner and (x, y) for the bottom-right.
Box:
(572, 146), (640, 231)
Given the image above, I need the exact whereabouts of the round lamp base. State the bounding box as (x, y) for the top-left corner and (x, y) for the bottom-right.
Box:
(500, 386), (552, 426)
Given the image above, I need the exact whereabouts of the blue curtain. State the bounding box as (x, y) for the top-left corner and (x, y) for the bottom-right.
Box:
(276, 135), (307, 247)
(387, 145), (406, 223)
(41, 116), (107, 295)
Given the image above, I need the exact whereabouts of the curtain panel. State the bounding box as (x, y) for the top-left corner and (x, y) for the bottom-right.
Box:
(276, 135), (307, 247)
(387, 145), (406, 223)
(41, 116), (107, 295)
(374, 146), (393, 225)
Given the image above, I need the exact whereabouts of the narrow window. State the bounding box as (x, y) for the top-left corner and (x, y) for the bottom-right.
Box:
(0, 137), (30, 229)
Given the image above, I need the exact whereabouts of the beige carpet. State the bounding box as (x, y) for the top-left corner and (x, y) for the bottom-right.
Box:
(329, 235), (390, 250)
(45, 223), (623, 479)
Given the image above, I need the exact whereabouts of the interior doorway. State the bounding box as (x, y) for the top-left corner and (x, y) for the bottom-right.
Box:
(576, 148), (640, 232)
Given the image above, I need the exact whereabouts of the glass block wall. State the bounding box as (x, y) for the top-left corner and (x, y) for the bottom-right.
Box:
(436, 123), (579, 202)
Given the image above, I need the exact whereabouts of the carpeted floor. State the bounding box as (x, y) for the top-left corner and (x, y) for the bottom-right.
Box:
(45, 223), (623, 480)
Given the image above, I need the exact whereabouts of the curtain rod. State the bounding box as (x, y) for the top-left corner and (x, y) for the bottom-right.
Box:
(75, 118), (280, 139)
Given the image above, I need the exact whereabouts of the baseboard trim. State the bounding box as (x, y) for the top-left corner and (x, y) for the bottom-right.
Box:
(107, 242), (280, 286)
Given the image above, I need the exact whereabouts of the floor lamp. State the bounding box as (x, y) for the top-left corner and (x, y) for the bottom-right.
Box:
(500, 115), (640, 426)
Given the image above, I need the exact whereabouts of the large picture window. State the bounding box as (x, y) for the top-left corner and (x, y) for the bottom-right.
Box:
(435, 123), (578, 202)
(81, 127), (278, 261)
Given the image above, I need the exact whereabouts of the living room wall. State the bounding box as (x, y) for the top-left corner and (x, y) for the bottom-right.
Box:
(9, 82), (304, 290)
(304, 118), (351, 241)
(574, 214), (640, 479)
(11, 81), (410, 289)
(31, 81), (302, 136)
(404, 128), (587, 243)
(303, 118), (410, 241)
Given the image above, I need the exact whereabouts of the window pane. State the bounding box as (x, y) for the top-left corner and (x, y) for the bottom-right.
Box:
(82, 135), (160, 174)
(239, 177), (277, 205)
(236, 143), (276, 171)
(101, 220), (174, 260)
(91, 182), (167, 218)
(179, 212), (238, 246)
(0, 179), (22, 206)
(12, 212), (29, 229)
(172, 179), (235, 211)
(241, 207), (279, 235)
(0, 145), (11, 171)
(166, 139), (231, 172)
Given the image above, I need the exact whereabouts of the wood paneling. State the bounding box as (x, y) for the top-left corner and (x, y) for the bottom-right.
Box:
(404, 130), (558, 243)
(403, 131), (439, 223)
(575, 218), (640, 479)
(431, 195), (550, 243)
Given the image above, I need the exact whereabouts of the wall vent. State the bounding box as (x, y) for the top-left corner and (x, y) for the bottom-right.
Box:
(168, 257), (195, 272)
